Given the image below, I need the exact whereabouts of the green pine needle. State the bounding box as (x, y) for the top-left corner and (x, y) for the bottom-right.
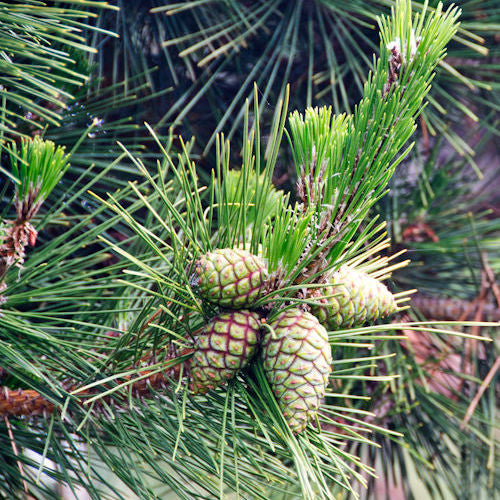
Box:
(7, 136), (70, 218)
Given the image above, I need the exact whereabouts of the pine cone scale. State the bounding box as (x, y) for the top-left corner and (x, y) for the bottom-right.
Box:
(194, 248), (268, 308)
(262, 308), (332, 433)
(190, 310), (261, 394)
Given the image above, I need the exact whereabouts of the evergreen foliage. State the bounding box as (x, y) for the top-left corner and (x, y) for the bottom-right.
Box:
(98, 0), (499, 161)
(0, 1), (498, 499)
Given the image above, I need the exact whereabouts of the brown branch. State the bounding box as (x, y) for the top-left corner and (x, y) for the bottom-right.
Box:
(419, 115), (430, 155)
(0, 388), (54, 417)
(460, 355), (500, 430)
(0, 303), (199, 419)
(481, 251), (500, 307)
(0, 350), (193, 419)
(4, 416), (29, 495)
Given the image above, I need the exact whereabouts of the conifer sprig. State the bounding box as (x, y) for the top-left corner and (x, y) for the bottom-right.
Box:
(70, 4), (474, 498)
(287, 0), (460, 273)
(3, 2), (496, 499)
(8, 136), (70, 221)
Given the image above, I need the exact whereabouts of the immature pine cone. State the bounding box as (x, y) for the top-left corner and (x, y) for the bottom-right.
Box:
(261, 308), (332, 433)
(311, 265), (397, 330)
(192, 248), (268, 308)
(190, 310), (261, 394)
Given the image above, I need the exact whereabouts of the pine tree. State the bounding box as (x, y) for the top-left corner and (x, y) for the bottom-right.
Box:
(0, 1), (498, 499)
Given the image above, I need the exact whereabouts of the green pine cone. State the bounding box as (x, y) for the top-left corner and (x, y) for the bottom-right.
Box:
(261, 308), (332, 434)
(192, 248), (268, 308)
(190, 310), (261, 394)
(311, 265), (398, 330)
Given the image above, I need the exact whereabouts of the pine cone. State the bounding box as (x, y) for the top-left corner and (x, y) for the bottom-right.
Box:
(311, 266), (397, 329)
(190, 310), (261, 394)
(261, 308), (332, 433)
(192, 248), (268, 308)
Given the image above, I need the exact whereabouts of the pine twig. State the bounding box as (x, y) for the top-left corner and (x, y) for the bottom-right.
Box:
(0, 388), (55, 417)
(4, 416), (29, 495)
(0, 305), (195, 419)
(460, 356), (500, 430)
(0, 349), (193, 418)
(480, 251), (500, 307)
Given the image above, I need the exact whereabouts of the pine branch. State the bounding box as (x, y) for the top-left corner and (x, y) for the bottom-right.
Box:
(0, 354), (190, 418)
(0, 388), (54, 417)
(61, 4), (475, 498)
(0, 1), (117, 136)
(3, 2), (498, 499)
